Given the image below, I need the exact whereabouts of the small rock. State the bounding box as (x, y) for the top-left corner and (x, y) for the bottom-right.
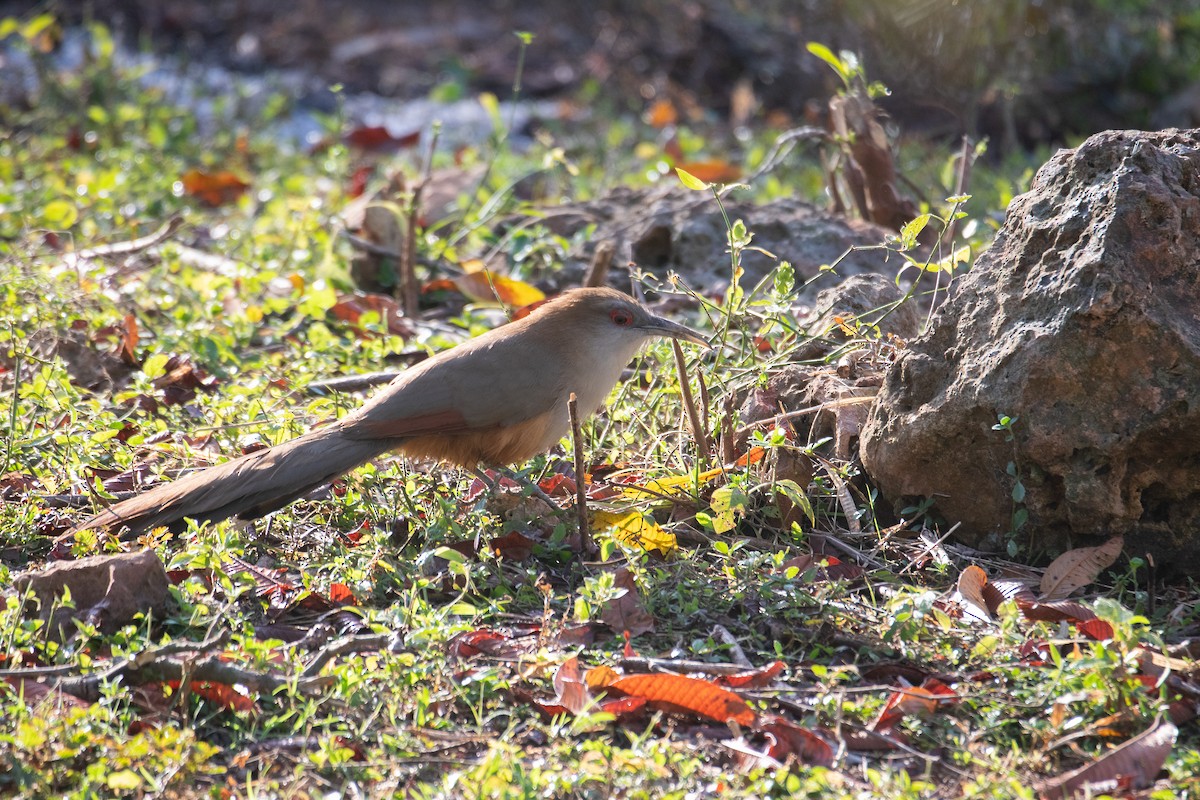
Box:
(13, 549), (173, 641)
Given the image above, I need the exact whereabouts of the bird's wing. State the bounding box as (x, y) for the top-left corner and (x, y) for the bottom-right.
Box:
(340, 332), (568, 441)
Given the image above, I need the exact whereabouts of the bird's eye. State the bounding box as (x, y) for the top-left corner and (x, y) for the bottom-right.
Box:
(609, 308), (633, 326)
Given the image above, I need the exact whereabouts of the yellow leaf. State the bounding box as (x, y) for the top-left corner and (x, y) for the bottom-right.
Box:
(598, 511), (677, 556)
(453, 270), (545, 307)
(622, 468), (724, 501)
(675, 167), (709, 192)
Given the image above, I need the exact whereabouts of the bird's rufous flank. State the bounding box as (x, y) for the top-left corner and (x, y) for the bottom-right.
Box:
(68, 287), (709, 536)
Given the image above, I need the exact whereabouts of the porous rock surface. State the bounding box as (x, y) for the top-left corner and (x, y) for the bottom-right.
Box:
(860, 129), (1200, 568)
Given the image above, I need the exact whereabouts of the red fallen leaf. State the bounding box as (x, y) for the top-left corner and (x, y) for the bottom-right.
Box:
(166, 569), (213, 588)
(290, 584), (357, 613)
(3, 677), (93, 709)
(1017, 598), (1097, 624)
(843, 727), (902, 751)
(538, 473), (577, 497)
(180, 168), (250, 207)
(341, 522), (367, 546)
(421, 278), (460, 294)
(779, 554), (864, 583)
(1075, 618), (1114, 641)
(490, 530), (535, 561)
(623, 630), (638, 659)
(463, 469), (522, 503)
(598, 695), (649, 718)
(716, 660), (787, 689)
(557, 623), (595, 647)
(760, 716), (834, 767)
(343, 125), (420, 152)
(329, 292), (415, 338)
(164, 679), (255, 712)
(752, 334), (773, 353)
(153, 355), (219, 406)
(328, 583), (357, 605)
(347, 165), (373, 198)
(608, 673), (757, 727)
(734, 446), (767, 467)
(450, 629), (509, 658)
(675, 159), (742, 184)
(1022, 638), (1051, 662)
(0, 471), (37, 500)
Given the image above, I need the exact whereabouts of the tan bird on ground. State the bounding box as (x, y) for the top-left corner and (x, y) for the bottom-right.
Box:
(69, 287), (708, 536)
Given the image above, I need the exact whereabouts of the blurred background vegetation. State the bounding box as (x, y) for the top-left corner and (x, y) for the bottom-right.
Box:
(6, 0), (1198, 154)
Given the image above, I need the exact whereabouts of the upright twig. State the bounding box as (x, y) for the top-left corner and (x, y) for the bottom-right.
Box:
(567, 392), (593, 554)
(583, 241), (614, 288)
(400, 125), (440, 317)
(671, 339), (710, 467)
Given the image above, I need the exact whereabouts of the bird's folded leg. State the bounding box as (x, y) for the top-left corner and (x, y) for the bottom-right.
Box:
(470, 467), (564, 512)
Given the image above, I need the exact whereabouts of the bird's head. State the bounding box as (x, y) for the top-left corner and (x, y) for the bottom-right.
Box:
(539, 287), (710, 352)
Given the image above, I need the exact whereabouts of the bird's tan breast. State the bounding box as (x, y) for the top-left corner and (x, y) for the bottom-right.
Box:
(397, 411), (561, 466)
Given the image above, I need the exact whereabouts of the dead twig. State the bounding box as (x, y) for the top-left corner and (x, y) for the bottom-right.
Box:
(45, 629), (333, 701)
(401, 127), (441, 317)
(302, 632), (395, 679)
(672, 339), (710, 466)
(567, 392), (594, 555)
(583, 241), (614, 288)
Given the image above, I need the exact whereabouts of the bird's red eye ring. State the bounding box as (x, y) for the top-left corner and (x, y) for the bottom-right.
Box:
(609, 308), (633, 326)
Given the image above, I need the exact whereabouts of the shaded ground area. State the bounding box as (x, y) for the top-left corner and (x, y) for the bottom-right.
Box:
(13, 0), (1200, 148)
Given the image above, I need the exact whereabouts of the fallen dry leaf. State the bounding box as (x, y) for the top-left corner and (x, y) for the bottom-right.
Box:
(180, 169), (250, 207)
(957, 564), (993, 620)
(608, 672), (756, 727)
(599, 568), (656, 637)
(451, 265), (545, 308)
(1036, 718), (1176, 798)
(1040, 535), (1124, 600)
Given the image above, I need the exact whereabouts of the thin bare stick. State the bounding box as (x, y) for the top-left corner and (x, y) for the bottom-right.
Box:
(583, 241), (614, 288)
(671, 339), (710, 467)
(733, 395), (875, 439)
(720, 394), (736, 465)
(567, 392), (593, 554)
(401, 127), (441, 317)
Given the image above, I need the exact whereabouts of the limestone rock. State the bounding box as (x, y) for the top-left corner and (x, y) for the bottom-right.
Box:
(860, 129), (1200, 569)
(13, 549), (173, 641)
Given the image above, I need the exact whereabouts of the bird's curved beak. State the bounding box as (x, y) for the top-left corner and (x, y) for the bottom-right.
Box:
(638, 315), (711, 348)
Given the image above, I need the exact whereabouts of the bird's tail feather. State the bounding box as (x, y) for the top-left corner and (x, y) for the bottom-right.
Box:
(71, 425), (388, 535)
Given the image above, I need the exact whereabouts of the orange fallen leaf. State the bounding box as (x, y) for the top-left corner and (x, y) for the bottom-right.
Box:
(674, 159), (742, 184)
(608, 673), (756, 727)
(453, 270), (545, 308)
(180, 169), (250, 207)
(647, 98), (678, 128)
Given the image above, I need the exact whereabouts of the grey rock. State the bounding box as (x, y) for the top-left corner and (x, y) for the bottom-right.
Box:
(860, 129), (1200, 569)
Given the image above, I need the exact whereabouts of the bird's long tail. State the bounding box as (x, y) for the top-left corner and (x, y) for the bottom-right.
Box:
(70, 424), (390, 535)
